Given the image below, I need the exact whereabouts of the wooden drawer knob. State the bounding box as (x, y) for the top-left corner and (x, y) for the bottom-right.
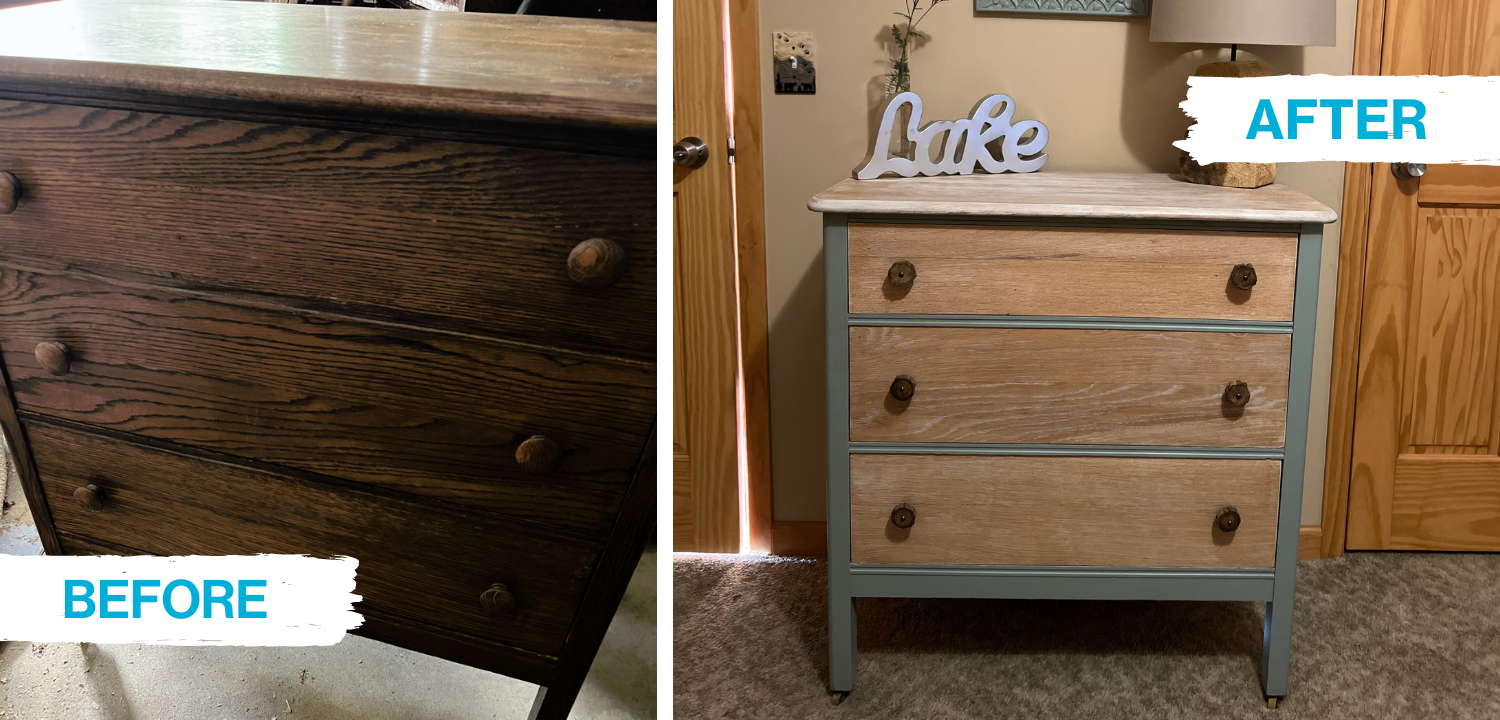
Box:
(568, 238), (627, 289)
(890, 503), (916, 529)
(1223, 380), (1251, 407)
(516, 435), (562, 474)
(887, 261), (916, 287)
(35, 341), (71, 376)
(1216, 506), (1241, 533)
(480, 583), (517, 614)
(889, 375), (916, 402)
(0, 171), (18, 214)
(1230, 263), (1258, 291)
(73, 484), (104, 513)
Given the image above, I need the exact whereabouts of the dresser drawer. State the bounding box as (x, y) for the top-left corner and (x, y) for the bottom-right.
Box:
(0, 101), (653, 358)
(849, 454), (1280, 567)
(850, 326), (1290, 447)
(0, 268), (651, 533)
(28, 420), (596, 662)
(848, 224), (1297, 321)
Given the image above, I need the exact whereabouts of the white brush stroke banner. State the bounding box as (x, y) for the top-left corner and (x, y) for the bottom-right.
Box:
(1178, 75), (1500, 164)
(0, 555), (362, 645)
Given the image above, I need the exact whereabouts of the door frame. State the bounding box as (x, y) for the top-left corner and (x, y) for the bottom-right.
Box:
(727, 0), (774, 554)
(672, 0), (773, 554)
(1316, 0), (1388, 559)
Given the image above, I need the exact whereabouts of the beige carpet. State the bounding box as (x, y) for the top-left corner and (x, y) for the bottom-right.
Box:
(674, 553), (1500, 719)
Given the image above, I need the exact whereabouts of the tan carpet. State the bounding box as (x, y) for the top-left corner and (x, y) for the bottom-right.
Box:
(673, 553), (1500, 719)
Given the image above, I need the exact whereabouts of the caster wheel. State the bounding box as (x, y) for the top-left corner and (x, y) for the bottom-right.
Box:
(1266, 696), (1281, 709)
(832, 691), (850, 706)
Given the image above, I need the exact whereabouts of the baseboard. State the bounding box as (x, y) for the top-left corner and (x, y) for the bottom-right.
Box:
(771, 521), (826, 556)
(1298, 524), (1326, 560)
(773, 521), (1330, 561)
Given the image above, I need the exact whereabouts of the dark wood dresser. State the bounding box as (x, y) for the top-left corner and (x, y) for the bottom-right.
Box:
(0, 2), (655, 718)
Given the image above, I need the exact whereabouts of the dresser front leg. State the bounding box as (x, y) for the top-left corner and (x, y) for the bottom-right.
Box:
(829, 594), (857, 692)
(1261, 599), (1292, 700)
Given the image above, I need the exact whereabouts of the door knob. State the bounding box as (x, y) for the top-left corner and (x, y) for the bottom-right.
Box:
(1392, 162), (1426, 180)
(890, 503), (916, 529)
(1215, 506), (1241, 533)
(673, 137), (709, 168)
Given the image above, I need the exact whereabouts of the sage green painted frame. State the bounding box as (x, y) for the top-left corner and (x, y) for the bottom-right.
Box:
(823, 212), (1325, 702)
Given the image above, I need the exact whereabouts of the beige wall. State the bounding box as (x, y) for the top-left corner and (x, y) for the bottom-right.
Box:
(759, 0), (1358, 525)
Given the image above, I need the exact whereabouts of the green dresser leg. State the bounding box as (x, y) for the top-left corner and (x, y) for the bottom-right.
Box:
(825, 213), (857, 692)
(1263, 223), (1324, 700)
(829, 594), (857, 691)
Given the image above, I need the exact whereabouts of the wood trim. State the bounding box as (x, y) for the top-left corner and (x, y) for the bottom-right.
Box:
(0, 1), (655, 154)
(1298, 525), (1325, 560)
(1319, 0), (1390, 560)
(771, 520), (827, 556)
(727, 0), (773, 555)
(774, 521), (1329, 561)
(673, 0), (740, 553)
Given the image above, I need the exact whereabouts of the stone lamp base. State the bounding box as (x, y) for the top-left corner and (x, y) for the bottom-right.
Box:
(1180, 59), (1277, 189)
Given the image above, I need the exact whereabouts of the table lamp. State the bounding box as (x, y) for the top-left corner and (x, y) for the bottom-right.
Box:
(1151, 0), (1336, 188)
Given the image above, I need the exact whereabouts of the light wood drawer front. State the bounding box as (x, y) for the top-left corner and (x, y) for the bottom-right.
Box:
(0, 268), (651, 534)
(850, 327), (1290, 447)
(850, 454), (1280, 567)
(30, 421), (597, 660)
(848, 224), (1297, 321)
(0, 101), (653, 359)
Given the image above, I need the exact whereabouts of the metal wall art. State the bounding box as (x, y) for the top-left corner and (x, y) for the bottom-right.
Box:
(975, 0), (1149, 16)
(855, 92), (1049, 180)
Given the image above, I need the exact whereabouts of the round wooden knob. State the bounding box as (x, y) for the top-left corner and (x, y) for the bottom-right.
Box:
(1223, 381), (1251, 407)
(1216, 506), (1241, 533)
(0, 171), (18, 214)
(516, 435), (562, 474)
(567, 238), (627, 289)
(480, 583), (516, 613)
(890, 503), (916, 529)
(889, 375), (916, 402)
(73, 484), (103, 513)
(1230, 264), (1258, 291)
(35, 341), (70, 376)
(887, 261), (916, 287)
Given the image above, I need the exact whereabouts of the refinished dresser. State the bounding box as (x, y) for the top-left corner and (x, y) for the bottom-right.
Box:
(0, 2), (654, 718)
(810, 173), (1336, 707)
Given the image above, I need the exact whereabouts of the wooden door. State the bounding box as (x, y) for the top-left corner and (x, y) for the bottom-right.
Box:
(1346, 0), (1500, 550)
(673, 0), (740, 553)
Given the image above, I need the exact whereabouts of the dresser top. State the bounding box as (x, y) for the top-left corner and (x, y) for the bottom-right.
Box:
(0, 0), (653, 150)
(809, 173), (1338, 225)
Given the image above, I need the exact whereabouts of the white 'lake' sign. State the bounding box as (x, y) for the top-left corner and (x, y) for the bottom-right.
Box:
(855, 92), (1049, 179)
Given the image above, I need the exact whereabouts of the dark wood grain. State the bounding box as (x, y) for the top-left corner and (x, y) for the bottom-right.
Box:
(54, 530), (561, 684)
(354, 605), (556, 686)
(0, 268), (651, 531)
(30, 419), (600, 658)
(0, 101), (654, 359)
(0, 343), (60, 554)
(533, 426), (654, 720)
(0, 0), (654, 152)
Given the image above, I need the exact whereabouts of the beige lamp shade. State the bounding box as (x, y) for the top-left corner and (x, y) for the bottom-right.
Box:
(1150, 0), (1336, 47)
